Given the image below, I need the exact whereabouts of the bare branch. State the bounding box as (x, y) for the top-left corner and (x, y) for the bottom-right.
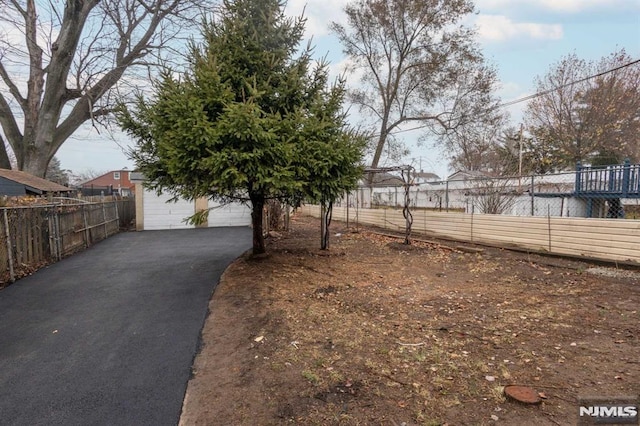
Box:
(0, 61), (26, 109)
(332, 0), (496, 169)
(0, 0), (212, 174)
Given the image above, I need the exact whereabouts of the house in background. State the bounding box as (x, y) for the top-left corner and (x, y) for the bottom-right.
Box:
(413, 170), (440, 184)
(0, 169), (74, 196)
(81, 169), (135, 196)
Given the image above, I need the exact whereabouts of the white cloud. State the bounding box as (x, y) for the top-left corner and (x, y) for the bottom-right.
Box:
(475, 15), (563, 42)
(284, 0), (347, 37)
(328, 56), (363, 83)
(475, 0), (629, 13)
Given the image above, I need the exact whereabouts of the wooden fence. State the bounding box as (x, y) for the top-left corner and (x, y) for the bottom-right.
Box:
(300, 205), (640, 265)
(0, 199), (135, 286)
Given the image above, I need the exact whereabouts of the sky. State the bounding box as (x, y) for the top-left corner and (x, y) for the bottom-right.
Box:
(54, 0), (640, 179)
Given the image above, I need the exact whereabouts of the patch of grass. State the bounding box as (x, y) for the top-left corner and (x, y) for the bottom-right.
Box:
(302, 370), (320, 385)
(414, 409), (444, 426)
(474, 360), (490, 373)
(500, 365), (512, 380)
(313, 357), (327, 368)
(490, 385), (506, 403)
(413, 348), (428, 362)
(331, 372), (345, 384)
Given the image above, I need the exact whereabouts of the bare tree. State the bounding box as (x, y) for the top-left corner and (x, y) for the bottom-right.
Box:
(470, 178), (517, 215)
(443, 113), (508, 174)
(331, 0), (500, 170)
(68, 168), (108, 186)
(525, 49), (640, 168)
(0, 0), (211, 177)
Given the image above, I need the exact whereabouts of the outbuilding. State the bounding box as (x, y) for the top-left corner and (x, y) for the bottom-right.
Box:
(0, 169), (73, 196)
(131, 172), (251, 230)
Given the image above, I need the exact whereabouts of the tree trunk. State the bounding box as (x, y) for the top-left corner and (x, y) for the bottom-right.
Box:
(0, 139), (11, 169)
(368, 113), (391, 185)
(320, 200), (333, 250)
(250, 192), (266, 255)
(20, 152), (52, 178)
(371, 131), (387, 171)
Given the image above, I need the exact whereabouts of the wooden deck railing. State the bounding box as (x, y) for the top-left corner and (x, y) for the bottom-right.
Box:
(576, 159), (640, 198)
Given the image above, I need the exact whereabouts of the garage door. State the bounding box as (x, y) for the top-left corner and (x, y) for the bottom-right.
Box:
(208, 200), (251, 227)
(143, 189), (195, 230)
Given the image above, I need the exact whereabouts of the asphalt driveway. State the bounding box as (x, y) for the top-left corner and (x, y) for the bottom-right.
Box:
(0, 227), (251, 426)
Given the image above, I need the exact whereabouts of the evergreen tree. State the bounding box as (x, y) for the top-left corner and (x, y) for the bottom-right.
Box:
(117, 0), (365, 254)
(45, 157), (69, 186)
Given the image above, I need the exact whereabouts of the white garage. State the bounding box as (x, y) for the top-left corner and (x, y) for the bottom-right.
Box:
(207, 199), (252, 227)
(142, 189), (196, 230)
(134, 179), (251, 230)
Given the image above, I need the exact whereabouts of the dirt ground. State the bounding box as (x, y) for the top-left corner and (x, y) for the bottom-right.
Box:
(179, 214), (639, 425)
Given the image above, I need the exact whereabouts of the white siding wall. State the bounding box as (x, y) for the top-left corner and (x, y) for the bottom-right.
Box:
(207, 200), (251, 227)
(139, 188), (252, 230)
(142, 189), (195, 230)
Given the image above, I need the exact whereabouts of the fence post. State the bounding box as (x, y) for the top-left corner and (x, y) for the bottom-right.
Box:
(56, 210), (63, 259)
(530, 175), (535, 216)
(47, 209), (55, 260)
(3, 209), (15, 283)
(547, 205), (552, 252)
(82, 205), (90, 247)
(346, 192), (350, 228)
(575, 161), (582, 194)
(48, 208), (59, 260)
(445, 180), (449, 212)
(470, 204), (474, 243)
(622, 158), (631, 198)
(114, 200), (120, 231)
(355, 189), (360, 231)
(102, 202), (108, 239)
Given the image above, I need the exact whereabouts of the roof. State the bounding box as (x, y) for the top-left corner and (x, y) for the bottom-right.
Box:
(414, 171), (441, 181)
(81, 169), (131, 186)
(0, 169), (72, 193)
(360, 172), (405, 187)
(447, 170), (491, 181)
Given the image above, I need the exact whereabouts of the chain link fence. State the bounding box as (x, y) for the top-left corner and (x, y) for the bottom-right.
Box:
(336, 160), (639, 220)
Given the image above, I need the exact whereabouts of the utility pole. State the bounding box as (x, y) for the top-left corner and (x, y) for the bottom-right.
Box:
(518, 123), (524, 191)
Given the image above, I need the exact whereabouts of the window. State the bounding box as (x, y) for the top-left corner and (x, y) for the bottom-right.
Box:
(114, 171), (120, 179)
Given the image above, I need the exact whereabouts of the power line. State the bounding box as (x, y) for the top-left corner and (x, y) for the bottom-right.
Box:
(372, 58), (640, 138)
(497, 58), (640, 109)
